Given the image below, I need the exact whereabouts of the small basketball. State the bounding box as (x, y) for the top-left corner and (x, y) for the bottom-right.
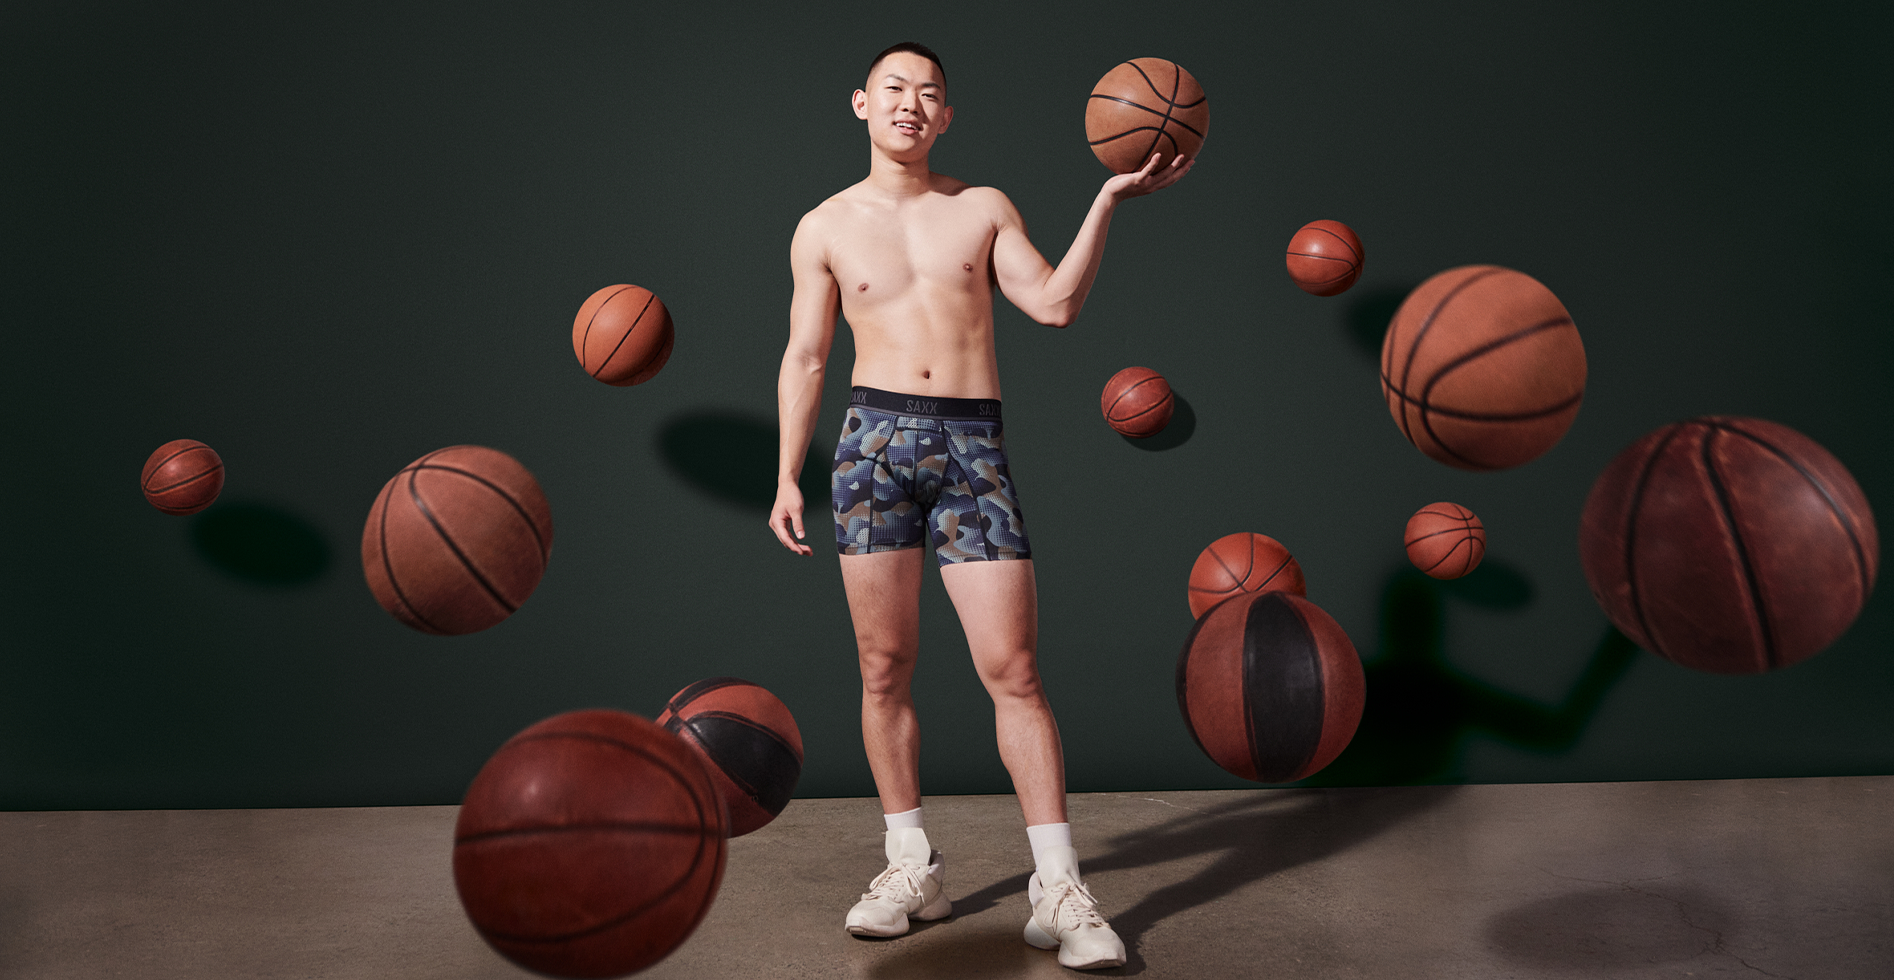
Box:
(1085, 58), (1209, 174)
(1405, 502), (1486, 580)
(1285, 220), (1364, 296)
(1380, 265), (1587, 471)
(1101, 366), (1175, 438)
(1177, 591), (1365, 783)
(361, 445), (553, 636)
(1188, 532), (1307, 619)
(657, 677), (805, 838)
(140, 439), (224, 515)
(454, 709), (728, 978)
(1579, 417), (1878, 674)
(573, 284), (675, 386)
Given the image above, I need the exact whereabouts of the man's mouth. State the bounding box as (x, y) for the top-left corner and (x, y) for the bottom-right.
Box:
(895, 121), (920, 135)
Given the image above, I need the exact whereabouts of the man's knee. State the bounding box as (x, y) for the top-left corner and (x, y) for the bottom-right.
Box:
(978, 650), (1045, 702)
(858, 647), (917, 699)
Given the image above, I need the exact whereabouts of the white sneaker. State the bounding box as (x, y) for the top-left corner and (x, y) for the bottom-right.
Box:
(844, 826), (952, 937)
(1023, 846), (1125, 970)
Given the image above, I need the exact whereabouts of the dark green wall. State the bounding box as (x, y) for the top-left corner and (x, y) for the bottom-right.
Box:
(3, 2), (1888, 809)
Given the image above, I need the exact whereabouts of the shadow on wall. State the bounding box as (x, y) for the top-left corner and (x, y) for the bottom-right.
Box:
(658, 410), (828, 512)
(1121, 390), (1196, 452)
(191, 501), (331, 586)
(1341, 283), (1415, 364)
(1303, 563), (1639, 788)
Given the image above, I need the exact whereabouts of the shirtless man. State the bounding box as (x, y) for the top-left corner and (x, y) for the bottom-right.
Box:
(767, 42), (1189, 971)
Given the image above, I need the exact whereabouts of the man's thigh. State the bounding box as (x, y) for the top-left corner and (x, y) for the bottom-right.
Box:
(839, 548), (927, 655)
(939, 558), (1038, 667)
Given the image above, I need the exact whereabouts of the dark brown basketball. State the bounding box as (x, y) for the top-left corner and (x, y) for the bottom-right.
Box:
(657, 678), (805, 838)
(1101, 366), (1175, 438)
(454, 709), (727, 979)
(1085, 58), (1209, 174)
(1405, 502), (1486, 580)
(573, 284), (675, 386)
(1579, 417), (1879, 674)
(1177, 591), (1365, 783)
(361, 445), (553, 636)
(1188, 532), (1307, 619)
(1285, 220), (1364, 296)
(1379, 265), (1587, 470)
(140, 439), (224, 515)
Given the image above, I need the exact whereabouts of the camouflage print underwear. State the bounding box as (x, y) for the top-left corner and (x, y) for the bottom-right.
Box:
(831, 387), (1032, 565)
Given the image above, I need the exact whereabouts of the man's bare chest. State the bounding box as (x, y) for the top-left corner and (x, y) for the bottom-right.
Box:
(828, 209), (996, 293)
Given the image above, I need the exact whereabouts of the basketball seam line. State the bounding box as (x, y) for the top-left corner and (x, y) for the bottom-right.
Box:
(1423, 536), (1472, 574)
(405, 463), (550, 560)
(1705, 418), (1874, 600)
(147, 464), (223, 495)
(1302, 226), (1362, 264)
(1257, 555), (1292, 589)
(1120, 60), (1206, 108)
(142, 444), (210, 486)
(1621, 423), (1687, 656)
(1699, 426), (1777, 669)
(593, 289), (659, 380)
(1405, 526), (1479, 547)
(580, 285), (637, 373)
(1411, 315), (1579, 465)
(1087, 93), (1207, 138)
(457, 820), (713, 844)
(668, 677), (751, 715)
(406, 467), (519, 615)
(1111, 390), (1174, 425)
(1377, 382), (1583, 423)
(377, 473), (447, 635)
(1391, 267), (1506, 445)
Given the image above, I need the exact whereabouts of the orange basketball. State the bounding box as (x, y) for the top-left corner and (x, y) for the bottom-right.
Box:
(361, 445), (553, 636)
(140, 438), (224, 515)
(573, 284), (675, 386)
(1188, 532), (1307, 619)
(657, 678), (805, 838)
(1379, 266), (1587, 470)
(1085, 58), (1209, 174)
(1404, 502), (1486, 580)
(1285, 220), (1364, 296)
(454, 709), (727, 978)
(1101, 366), (1175, 438)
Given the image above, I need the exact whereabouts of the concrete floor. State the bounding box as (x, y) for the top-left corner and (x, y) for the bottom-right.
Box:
(0, 777), (1888, 979)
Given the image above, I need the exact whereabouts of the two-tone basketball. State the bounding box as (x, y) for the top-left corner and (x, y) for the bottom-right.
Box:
(657, 678), (805, 838)
(454, 709), (727, 978)
(1187, 532), (1307, 619)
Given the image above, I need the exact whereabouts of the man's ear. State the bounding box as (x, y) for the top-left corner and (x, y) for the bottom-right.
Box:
(939, 104), (954, 134)
(852, 89), (868, 120)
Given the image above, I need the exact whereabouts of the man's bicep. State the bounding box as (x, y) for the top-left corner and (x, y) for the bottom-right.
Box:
(988, 196), (1055, 307)
(786, 222), (840, 358)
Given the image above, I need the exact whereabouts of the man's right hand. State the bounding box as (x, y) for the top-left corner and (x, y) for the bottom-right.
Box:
(769, 482), (813, 556)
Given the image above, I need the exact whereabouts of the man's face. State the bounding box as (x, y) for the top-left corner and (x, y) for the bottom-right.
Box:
(853, 52), (952, 159)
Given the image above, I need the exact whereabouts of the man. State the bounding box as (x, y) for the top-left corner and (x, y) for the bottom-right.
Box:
(767, 42), (1189, 971)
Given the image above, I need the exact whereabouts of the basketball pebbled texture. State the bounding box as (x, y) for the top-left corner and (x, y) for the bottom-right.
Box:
(1177, 591), (1365, 783)
(1085, 58), (1209, 174)
(1285, 220), (1364, 297)
(361, 445), (553, 636)
(657, 677), (805, 838)
(1405, 502), (1486, 580)
(573, 284), (675, 387)
(454, 709), (728, 979)
(1380, 265), (1587, 471)
(1188, 532), (1307, 619)
(1101, 366), (1175, 438)
(1579, 417), (1878, 674)
(140, 439), (225, 515)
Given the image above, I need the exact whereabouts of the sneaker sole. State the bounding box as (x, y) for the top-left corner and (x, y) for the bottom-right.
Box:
(1023, 918), (1125, 969)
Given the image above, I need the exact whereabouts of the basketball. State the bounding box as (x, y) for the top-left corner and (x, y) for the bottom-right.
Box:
(1579, 417), (1878, 674)
(1379, 265), (1587, 470)
(140, 439), (224, 515)
(1188, 532), (1307, 619)
(1177, 591), (1365, 783)
(657, 677), (805, 838)
(1285, 220), (1364, 296)
(1101, 366), (1175, 438)
(454, 709), (727, 978)
(1405, 502), (1486, 580)
(1085, 58), (1209, 174)
(361, 445), (553, 636)
(573, 284), (675, 386)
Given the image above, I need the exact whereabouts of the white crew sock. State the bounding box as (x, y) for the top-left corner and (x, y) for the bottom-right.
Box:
(1026, 821), (1073, 868)
(883, 806), (924, 831)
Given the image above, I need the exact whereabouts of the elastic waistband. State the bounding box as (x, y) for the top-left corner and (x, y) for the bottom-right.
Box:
(850, 386), (1002, 420)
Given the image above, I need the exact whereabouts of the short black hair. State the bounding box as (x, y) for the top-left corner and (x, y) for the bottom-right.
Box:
(868, 42), (945, 87)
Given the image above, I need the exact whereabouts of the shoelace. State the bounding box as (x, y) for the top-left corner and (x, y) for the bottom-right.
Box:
(861, 862), (926, 904)
(1044, 881), (1107, 931)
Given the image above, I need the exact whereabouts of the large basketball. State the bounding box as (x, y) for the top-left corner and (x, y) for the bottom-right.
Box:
(1379, 266), (1587, 470)
(1405, 502), (1486, 580)
(454, 709), (727, 979)
(140, 439), (224, 515)
(573, 284), (675, 386)
(1285, 220), (1364, 297)
(361, 445), (553, 635)
(1101, 366), (1175, 438)
(657, 677), (805, 838)
(1177, 591), (1365, 783)
(1579, 417), (1878, 674)
(1188, 532), (1307, 619)
(1085, 58), (1209, 174)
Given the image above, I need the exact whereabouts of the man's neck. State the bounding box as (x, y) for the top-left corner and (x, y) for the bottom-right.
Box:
(864, 151), (934, 199)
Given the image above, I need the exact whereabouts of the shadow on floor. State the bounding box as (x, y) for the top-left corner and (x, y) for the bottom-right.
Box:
(657, 409), (827, 512)
(1121, 391), (1196, 452)
(1485, 885), (1741, 970)
(190, 501), (331, 586)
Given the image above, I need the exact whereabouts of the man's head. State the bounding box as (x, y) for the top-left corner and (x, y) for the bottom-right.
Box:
(854, 42), (952, 161)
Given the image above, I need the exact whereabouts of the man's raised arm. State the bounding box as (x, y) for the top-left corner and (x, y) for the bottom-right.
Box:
(991, 152), (1192, 328)
(769, 211), (841, 556)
